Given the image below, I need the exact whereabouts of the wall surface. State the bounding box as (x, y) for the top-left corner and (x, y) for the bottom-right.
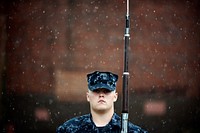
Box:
(5, 0), (200, 97)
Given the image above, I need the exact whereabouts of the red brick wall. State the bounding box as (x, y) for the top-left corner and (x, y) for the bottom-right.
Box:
(5, 0), (200, 99)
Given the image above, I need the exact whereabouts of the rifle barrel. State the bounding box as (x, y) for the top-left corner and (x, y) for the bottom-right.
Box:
(121, 0), (130, 133)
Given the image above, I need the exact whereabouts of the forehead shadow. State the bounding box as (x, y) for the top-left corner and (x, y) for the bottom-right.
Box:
(93, 88), (112, 92)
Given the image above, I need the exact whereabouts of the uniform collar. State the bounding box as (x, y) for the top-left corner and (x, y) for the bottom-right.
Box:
(109, 113), (121, 127)
(80, 113), (121, 128)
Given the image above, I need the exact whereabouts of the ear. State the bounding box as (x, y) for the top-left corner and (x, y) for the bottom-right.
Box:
(86, 91), (90, 102)
(113, 92), (118, 102)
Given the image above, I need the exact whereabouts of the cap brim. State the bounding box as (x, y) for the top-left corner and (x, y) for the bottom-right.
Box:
(89, 83), (115, 91)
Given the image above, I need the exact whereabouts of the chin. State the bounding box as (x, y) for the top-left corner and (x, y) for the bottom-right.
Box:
(95, 107), (107, 112)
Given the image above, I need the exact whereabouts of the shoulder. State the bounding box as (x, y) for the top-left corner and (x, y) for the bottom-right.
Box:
(111, 113), (148, 133)
(56, 114), (91, 133)
(128, 122), (148, 133)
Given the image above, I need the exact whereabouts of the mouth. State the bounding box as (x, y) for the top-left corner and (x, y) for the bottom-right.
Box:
(98, 100), (106, 103)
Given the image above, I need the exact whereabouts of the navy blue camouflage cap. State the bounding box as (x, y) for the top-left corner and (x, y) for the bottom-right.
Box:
(87, 71), (118, 91)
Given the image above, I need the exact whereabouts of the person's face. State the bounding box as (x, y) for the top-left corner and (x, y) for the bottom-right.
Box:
(86, 88), (118, 113)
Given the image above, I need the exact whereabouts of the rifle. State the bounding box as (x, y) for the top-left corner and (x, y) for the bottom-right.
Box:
(121, 0), (130, 133)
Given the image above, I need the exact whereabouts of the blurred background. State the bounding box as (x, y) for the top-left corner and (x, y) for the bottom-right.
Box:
(0, 0), (200, 132)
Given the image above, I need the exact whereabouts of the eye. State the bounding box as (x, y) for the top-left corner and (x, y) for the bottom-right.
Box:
(103, 89), (111, 94)
(93, 89), (100, 93)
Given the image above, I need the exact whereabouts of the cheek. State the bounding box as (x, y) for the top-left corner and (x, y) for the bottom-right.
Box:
(87, 93), (97, 102)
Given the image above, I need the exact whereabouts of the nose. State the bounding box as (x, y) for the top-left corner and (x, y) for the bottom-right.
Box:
(99, 92), (105, 97)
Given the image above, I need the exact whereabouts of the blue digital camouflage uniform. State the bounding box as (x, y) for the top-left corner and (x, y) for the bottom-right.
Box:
(56, 113), (148, 133)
